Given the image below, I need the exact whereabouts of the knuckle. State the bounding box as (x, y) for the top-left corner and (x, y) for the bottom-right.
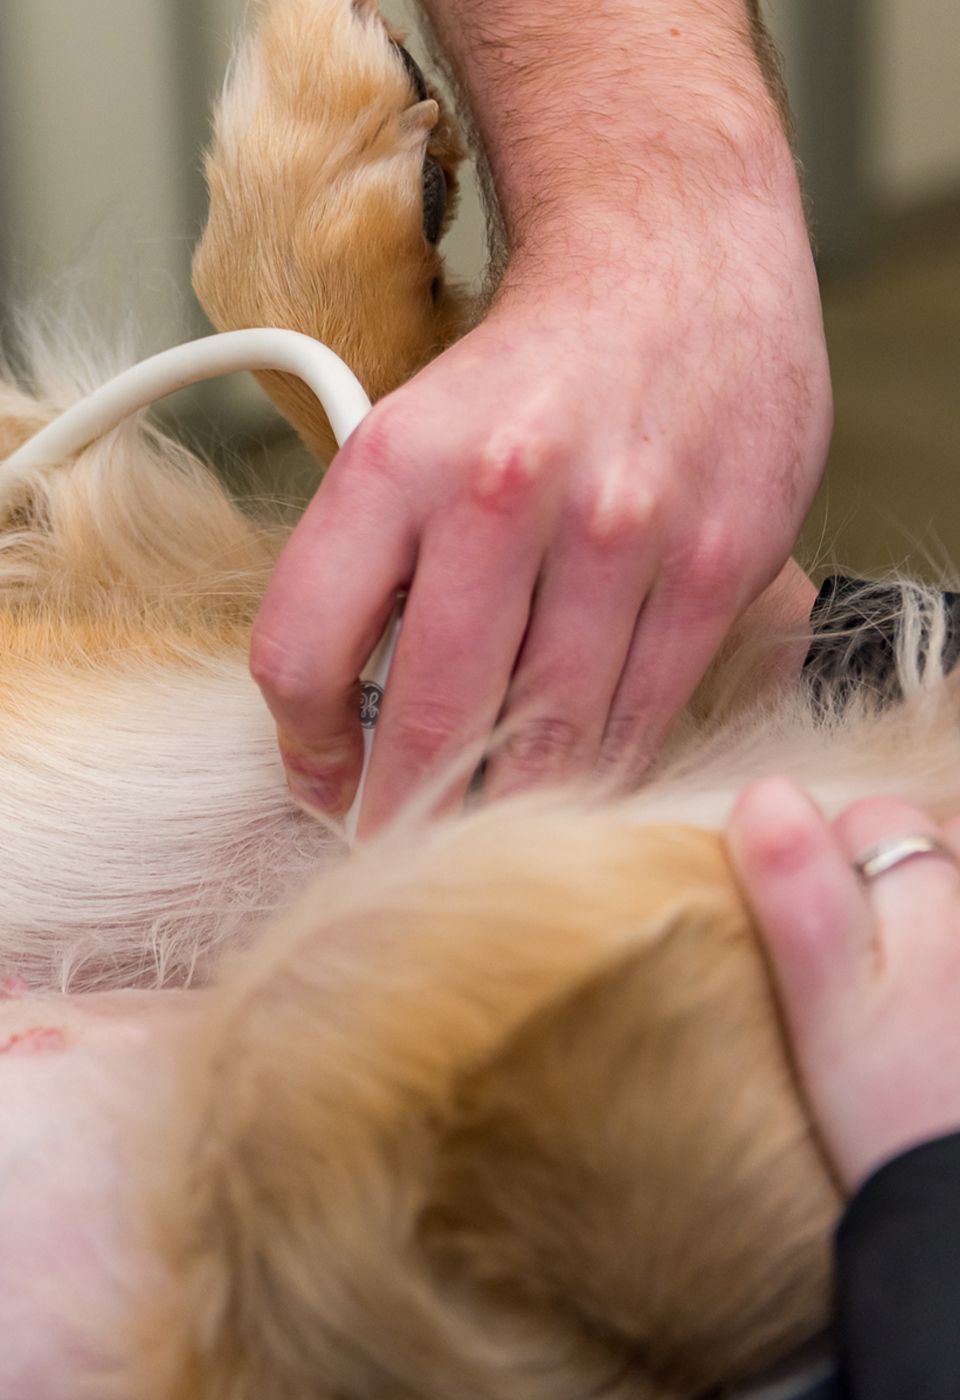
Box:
(249, 630), (316, 712)
(386, 699), (470, 764)
(468, 423), (557, 511)
(671, 526), (746, 616)
(575, 476), (659, 547)
(600, 712), (640, 751)
(500, 715), (583, 775)
(345, 401), (409, 483)
(597, 712), (650, 771)
(251, 635), (300, 700)
(597, 705), (671, 786)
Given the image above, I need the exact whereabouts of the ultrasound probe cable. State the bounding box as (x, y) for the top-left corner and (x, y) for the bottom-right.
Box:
(1, 328), (400, 842)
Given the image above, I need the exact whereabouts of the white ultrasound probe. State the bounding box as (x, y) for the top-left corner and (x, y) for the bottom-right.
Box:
(1, 329), (400, 842)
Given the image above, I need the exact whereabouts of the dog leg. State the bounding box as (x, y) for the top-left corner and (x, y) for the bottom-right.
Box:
(194, 0), (474, 460)
(133, 807), (834, 1399)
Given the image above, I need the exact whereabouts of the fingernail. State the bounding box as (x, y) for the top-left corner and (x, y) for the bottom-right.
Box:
(285, 769), (353, 817)
(279, 736), (358, 817)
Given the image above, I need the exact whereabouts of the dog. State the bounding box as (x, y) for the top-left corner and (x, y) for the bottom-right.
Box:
(1, 2), (958, 1396)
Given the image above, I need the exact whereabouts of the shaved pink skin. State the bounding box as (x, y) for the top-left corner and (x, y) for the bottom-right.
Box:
(0, 989), (202, 1398)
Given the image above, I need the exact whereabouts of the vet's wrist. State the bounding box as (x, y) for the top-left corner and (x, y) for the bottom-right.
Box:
(496, 114), (804, 296)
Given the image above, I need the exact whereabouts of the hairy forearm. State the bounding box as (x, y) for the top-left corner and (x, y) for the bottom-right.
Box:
(416, 0), (791, 247)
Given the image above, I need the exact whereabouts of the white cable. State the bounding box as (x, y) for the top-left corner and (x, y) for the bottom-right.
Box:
(2, 328), (371, 477)
(2, 328), (399, 839)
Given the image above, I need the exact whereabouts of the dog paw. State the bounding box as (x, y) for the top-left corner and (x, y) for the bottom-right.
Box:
(193, 0), (473, 460)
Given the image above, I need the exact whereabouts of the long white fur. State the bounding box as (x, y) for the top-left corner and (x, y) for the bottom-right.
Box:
(0, 334), (342, 992)
(0, 658), (337, 991)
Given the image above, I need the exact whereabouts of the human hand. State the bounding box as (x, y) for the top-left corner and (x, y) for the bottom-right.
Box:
(251, 141), (832, 834)
(728, 778), (960, 1192)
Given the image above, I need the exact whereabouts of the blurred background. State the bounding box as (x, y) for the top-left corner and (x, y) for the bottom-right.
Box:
(0, 0), (957, 575)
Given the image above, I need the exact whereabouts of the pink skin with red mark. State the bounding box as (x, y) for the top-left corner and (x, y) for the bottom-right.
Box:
(0, 989), (204, 1398)
(0, 1025), (67, 1055)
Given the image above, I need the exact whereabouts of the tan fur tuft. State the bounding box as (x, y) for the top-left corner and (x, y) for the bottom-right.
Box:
(133, 811), (836, 1400)
(193, 0), (474, 461)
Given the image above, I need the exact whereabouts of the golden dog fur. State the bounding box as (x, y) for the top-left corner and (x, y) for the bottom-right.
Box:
(1, 1), (956, 1396)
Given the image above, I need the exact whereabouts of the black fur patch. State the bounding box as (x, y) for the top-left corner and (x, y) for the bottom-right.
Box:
(391, 40), (429, 103)
(422, 155), (447, 245)
(390, 41), (446, 243)
(804, 576), (960, 710)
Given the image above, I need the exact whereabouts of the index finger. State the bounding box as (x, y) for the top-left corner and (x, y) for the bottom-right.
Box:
(355, 514), (542, 835)
(250, 456), (416, 817)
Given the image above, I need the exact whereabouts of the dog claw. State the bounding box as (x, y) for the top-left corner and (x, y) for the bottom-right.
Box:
(397, 98), (439, 143)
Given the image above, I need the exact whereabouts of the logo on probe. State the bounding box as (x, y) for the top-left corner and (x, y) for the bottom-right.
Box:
(360, 681), (383, 729)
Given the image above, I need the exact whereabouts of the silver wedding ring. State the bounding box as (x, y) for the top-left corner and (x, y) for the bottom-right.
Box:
(853, 834), (960, 883)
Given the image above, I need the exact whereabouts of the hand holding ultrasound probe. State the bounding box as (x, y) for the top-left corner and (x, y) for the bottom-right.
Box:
(250, 0), (834, 837)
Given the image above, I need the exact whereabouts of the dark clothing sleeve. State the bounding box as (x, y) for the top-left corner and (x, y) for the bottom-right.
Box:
(835, 1131), (960, 1398)
(788, 581), (960, 1400)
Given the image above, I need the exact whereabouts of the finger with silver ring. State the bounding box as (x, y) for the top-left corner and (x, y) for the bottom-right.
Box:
(854, 834), (960, 883)
(835, 798), (960, 949)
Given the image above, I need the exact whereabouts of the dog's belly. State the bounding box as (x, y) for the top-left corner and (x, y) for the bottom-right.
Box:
(0, 987), (200, 1397)
(0, 659), (339, 991)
